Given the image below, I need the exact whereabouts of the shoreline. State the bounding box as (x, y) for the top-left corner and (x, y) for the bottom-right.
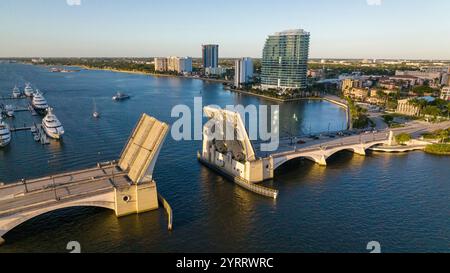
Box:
(78, 65), (233, 84)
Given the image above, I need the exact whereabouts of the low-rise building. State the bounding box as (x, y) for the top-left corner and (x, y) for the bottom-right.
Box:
(395, 70), (442, 81)
(344, 87), (370, 101)
(389, 75), (420, 87)
(205, 66), (227, 76)
(441, 86), (450, 101)
(341, 79), (364, 93)
(396, 99), (421, 116)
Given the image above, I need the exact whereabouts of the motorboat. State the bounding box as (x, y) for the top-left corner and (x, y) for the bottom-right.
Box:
(24, 83), (34, 97)
(31, 90), (49, 115)
(112, 92), (130, 101)
(12, 86), (21, 98)
(4, 105), (14, 117)
(0, 117), (11, 147)
(42, 108), (64, 139)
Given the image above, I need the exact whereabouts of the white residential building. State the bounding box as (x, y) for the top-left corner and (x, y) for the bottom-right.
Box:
(156, 57), (192, 73)
(234, 57), (253, 88)
(154, 57), (168, 72)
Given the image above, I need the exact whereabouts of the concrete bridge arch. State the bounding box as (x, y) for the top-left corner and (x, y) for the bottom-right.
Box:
(272, 140), (388, 170)
(0, 192), (115, 242)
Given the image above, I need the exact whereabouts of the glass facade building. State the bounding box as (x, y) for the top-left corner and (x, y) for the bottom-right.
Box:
(202, 44), (219, 68)
(261, 29), (310, 91)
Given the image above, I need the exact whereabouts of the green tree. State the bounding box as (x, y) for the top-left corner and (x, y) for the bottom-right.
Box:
(395, 133), (412, 145)
(437, 129), (449, 143)
(422, 105), (442, 118)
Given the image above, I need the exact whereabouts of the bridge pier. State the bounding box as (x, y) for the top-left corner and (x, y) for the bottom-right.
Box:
(353, 146), (367, 156)
(0, 236), (4, 246)
(316, 155), (327, 166)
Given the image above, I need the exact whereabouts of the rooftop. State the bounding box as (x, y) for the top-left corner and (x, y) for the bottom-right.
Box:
(273, 29), (310, 36)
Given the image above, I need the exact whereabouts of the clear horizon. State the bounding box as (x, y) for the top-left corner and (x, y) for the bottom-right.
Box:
(1, 0), (450, 59)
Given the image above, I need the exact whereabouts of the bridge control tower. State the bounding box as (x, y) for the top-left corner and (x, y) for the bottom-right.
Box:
(198, 106), (278, 198)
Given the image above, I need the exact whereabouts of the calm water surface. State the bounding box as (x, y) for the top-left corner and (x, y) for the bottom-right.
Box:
(0, 63), (448, 253)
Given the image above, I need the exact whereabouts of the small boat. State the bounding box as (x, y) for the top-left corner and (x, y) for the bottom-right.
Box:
(112, 92), (130, 101)
(0, 117), (11, 147)
(92, 99), (100, 118)
(4, 105), (14, 117)
(12, 86), (21, 98)
(42, 108), (64, 139)
(31, 90), (49, 115)
(24, 83), (34, 97)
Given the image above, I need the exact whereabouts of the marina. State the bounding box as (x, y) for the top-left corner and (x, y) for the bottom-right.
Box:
(0, 85), (57, 146)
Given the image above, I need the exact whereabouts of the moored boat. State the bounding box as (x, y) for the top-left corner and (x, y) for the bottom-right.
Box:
(42, 108), (64, 139)
(31, 90), (49, 115)
(12, 86), (21, 98)
(24, 83), (34, 97)
(0, 117), (11, 147)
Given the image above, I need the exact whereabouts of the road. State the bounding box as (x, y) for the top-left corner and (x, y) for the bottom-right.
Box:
(254, 120), (450, 158)
(0, 164), (129, 217)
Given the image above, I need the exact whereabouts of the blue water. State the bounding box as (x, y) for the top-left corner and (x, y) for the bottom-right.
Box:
(0, 63), (449, 253)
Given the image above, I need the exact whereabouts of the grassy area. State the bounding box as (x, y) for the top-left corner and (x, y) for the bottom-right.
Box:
(424, 144), (450, 155)
(422, 128), (450, 142)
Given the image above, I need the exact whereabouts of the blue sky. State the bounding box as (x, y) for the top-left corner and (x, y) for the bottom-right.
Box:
(1, 0), (449, 59)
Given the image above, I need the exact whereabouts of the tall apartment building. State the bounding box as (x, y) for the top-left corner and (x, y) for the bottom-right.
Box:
(261, 29), (310, 91)
(202, 44), (219, 68)
(155, 57), (192, 73)
(234, 57), (254, 88)
(154, 57), (168, 72)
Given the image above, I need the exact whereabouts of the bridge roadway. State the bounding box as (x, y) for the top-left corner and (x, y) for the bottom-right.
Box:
(257, 120), (450, 168)
(0, 163), (128, 214)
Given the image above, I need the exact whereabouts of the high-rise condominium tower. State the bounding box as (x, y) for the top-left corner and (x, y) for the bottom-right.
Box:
(202, 44), (219, 68)
(261, 29), (310, 91)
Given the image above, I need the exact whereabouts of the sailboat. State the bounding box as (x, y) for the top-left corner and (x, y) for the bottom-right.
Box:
(92, 99), (100, 118)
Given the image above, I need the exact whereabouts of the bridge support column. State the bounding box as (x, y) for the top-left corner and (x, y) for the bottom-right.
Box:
(316, 155), (327, 166)
(353, 146), (366, 156)
(114, 181), (159, 217)
(0, 237), (4, 246)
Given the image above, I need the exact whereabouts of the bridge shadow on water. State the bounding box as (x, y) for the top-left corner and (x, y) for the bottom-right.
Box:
(0, 206), (168, 253)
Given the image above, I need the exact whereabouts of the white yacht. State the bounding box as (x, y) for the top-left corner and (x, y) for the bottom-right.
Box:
(42, 108), (64, 139)
(24, 83), (34, 97)
(0, 117), (11, 147)
(32, 90), (49, 115)
(5, 105), (14, 117)
(12, 86), (21, 98)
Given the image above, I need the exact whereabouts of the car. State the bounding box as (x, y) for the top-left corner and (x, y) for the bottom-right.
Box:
(297, 140), (306, 144)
